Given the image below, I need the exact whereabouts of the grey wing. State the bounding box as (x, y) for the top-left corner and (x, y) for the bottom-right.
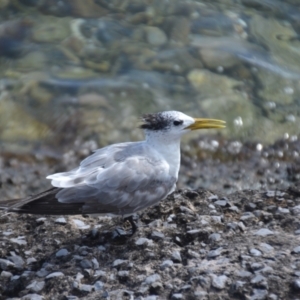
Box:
(47, 142), (137, 188)
(56, 156), (176, 215)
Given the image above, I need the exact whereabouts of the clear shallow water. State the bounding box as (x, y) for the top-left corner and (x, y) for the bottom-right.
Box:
(0, 0), (300, 155)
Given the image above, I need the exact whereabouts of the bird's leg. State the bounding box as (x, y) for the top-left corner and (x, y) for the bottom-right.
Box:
(123, 215), (138, 236)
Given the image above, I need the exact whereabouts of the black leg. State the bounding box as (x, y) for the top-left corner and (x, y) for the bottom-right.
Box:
(123, 215), (138, 235)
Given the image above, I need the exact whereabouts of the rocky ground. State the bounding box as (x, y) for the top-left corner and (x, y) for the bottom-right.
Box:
(1, 135), (300, 300)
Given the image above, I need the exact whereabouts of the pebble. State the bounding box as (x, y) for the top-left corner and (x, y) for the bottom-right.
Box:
(135, 237), (153, 246)
(292, 205), (300, 215)
(171, 250), (182, 262)
(211, 275), (228, 289)
(251, 288), (268, 299)
(80, 259), (93, 269)
(209, 233), (221, 242)
(8, 255), (25, 269)
(251, 274), (267, 286)
(46, 272), (64, 279)
(10, 237), (27, 245)
(36, 217), (47, 224)
(214, 200), (228, 207)
(249, 248), (262, 257)
(112, 259), (128, 268)
(171, 293), (183, 299)
(254, 228), (274, 236)
(56, 249), (70, 257)
(160, 260), (173, 270)
(291, 279), (300, 291)
(36, 268), (50, 278)
(292, 246), (300, 254)
(145, 26), (167, 46)
(27, 257), (37, 264)
(236, 270), (252, 278)
(55, 217), (67, 224)
(26, 280), (45, 293)
(94, 280), (104, 291)
(0, 258), (15, 269)
(240, 212), (255, 222)
(207, 247), (223, 258)
(91, 258), (99, 269)
(118, 271), (129, 278)
(144, 296), (158, 300)
(21, 294), (44, 300)
(79, 284), (94, 292)
(259, 242), (274, 253)
(72, 219), (90, 229)
(0, 270), (12, 278)
(151, 231), (165, 240)
(144, 274), (161, 285)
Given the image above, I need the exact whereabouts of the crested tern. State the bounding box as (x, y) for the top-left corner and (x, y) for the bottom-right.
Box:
(0, 111), (225, 234)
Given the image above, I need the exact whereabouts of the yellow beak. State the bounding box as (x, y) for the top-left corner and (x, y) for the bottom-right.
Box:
(185, 118), (226, 130)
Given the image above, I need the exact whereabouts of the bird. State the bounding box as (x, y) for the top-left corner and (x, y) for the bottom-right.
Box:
(0, 111), (225, 234)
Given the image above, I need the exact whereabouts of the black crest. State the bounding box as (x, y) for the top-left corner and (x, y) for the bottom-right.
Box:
(140, 112), (172, 131)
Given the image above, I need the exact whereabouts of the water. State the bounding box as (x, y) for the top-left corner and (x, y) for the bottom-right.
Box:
(0, 0), (300, 155)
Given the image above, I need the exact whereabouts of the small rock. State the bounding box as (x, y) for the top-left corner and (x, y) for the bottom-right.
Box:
(21, 294), (44, 300)
(251, 288), (268, 299)
(214, 200), (228, 207)
(27, 257), (37, 264)
(80, 259), (93, 269)
(145, 274), (161, 285)
(151, 231), (165, 240)
(160, 260), (173, 270)
(79, 284), (94, 293)
(46, 272), (64, 279)
(249, 248), (262, 257)
(0, 258), (15, 270)
(207, 247), (223, 258)
(236, 270), (252, 278)
(36, 268), (50, 278)
(36, 217), (47, 224)
(94, 270), (106, 278)
(118, 271), (129, 278)
(135, 237), (153, 246)
(187, 229), (201, 236)
(8, 255), (25, 269)
(292, 246), (300, 254)
(211, 275), (228, 289)
(94, 280), (104, 291)
(254, 228), (274, 236)
(26, 280), (45, 293)
(145, 26), (167, 46)
(171, 293), (183, 299)
(251, 274), (267, 287)
(276, 207), (290, 214)
(56, 249), (70, 257)
(171, 250), (182, 262)
(72, 219), (90, 229)
(291, 279), (300, 291)
(112, 259), (128, 268)
(259, 243), (274, 253)
(55, 217), (67, 224)
(10, 236), (27, 245)
(0, 270), (12, 278)
(209, 233), (222, 242)
(91, 258), (99, 269)
(292, 205), (300, 215)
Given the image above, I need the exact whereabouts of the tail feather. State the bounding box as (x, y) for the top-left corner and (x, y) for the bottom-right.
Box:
(0, 187), (85, 215)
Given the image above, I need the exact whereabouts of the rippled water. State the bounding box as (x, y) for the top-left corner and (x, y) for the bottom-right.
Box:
(0, 0), (300, 155)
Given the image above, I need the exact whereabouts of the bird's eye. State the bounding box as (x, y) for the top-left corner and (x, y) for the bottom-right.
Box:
(173, 120), (183, 126)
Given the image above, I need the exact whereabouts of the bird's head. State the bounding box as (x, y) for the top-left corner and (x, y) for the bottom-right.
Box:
(140, 111), (225, 139)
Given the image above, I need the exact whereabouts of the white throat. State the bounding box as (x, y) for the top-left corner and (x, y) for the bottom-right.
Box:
(145, 130), (182, 178)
